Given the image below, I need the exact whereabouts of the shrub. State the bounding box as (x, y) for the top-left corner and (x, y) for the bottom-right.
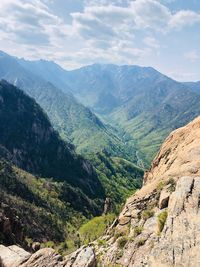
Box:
(79, 214), (115, 244)
(114, 227), (129, 241)
(156, 181), (165, 192)
(167, 177), (176, 193)
(97, 239), (107, 247)
(134, 226), (143, 237)
(136, 238), (146, 247)
(117, 236), (128, 249)
(141, 209), (155, 220)
(157, 210), (168, 233)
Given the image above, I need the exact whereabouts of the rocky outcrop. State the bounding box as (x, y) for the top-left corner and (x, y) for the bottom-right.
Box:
(0, 245), (96, 267)
(64, 246), (96, 267)
(0, 245), (30, 267)
(148, 176), (200, 267)
(95, 116), (200, 266)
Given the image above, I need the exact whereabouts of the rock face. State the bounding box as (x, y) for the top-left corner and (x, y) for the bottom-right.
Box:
(96, 116), (200, 266)
(64, 246), (96, 267)
(0, 246), (96, 267)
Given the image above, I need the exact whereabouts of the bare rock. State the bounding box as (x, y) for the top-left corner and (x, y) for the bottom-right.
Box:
(21, 248), (63, 267)
(159, 186), (171, 209)
(0, 245), (31, 267)
(31, 242), (41, 252)
(148, 176), (200, 267)
(64, 246), (96, 267)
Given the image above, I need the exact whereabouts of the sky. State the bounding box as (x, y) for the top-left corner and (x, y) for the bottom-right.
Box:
(0, 0), (200, 81)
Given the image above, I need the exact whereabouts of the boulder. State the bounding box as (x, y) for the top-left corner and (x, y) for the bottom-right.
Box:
(21, 248), (63, 267)
(64, 246), (96, 267)
(159, 186), (171, 209)
(0, 245), (30, 267)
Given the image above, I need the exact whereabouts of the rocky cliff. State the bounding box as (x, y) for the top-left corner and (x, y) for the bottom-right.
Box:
(95, 116), (200, 266)
(1, 117), (200, 266)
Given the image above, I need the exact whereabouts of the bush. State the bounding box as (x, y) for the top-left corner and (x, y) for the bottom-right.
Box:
(117, 236), (128, 249)
(79, 214), (115, 244)
(156, 181), (165, 192)
(141, 209), (155, 220)
(167, 178), (176, 193)
(97, 239), (107, 247)
(157, 210), (168, 233)
(136, 238), (146, 247)
(134, 226), (143, 237)
(114, 227), (129, 241)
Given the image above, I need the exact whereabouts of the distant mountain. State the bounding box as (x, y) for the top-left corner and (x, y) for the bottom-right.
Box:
(51, 64), (200, 165)
(0, 80), (105, 215)
(3, 52), (200, 165)
(0, 51), (136, 161)
(184, 81), (200, 94)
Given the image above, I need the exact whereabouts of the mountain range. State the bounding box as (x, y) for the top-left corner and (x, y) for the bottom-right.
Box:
(13, 57), (200, 165)
(0, 51), (135, 163)
(0, 79), (143, 250)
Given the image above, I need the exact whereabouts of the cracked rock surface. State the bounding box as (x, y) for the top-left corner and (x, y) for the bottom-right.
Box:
(97, 116), (200, 266)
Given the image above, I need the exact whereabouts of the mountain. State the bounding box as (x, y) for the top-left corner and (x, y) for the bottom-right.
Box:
(0, 80), (105, 215)
(15, 60), (200, 165)
(95, 116), (200, 267)
(2, 116), (200, 267)
(184, 81), (200, 94)
(0, 159), (86, 247)
(0, 80), (144, 256)
(87, 151), (143, 212)
(54, 64), (200, 165)
(0, 52), (136, 161)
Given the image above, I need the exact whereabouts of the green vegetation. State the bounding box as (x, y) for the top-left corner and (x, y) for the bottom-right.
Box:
(88, 151), (144, 212)
(157, 178), (176, 195)
(136, 238), (146, 247)
(117, 236), (128, 249)
(0, 160), (86, 252)
(97, 239), (107, 247)
(167, 177), (176, 193)
(157, 210), (168, 234)
(134, 226), (143, 237)
(0, 81), (105, 217)
(79, 214), (115, 244)
(141, 209), (155, 221)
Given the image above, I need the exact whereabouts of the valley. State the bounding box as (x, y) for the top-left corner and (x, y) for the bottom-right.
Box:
(0, 52), (200, 266)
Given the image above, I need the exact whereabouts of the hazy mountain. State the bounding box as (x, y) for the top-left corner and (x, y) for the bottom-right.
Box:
(51, 63), (200, 164)
(24, 61), (200, 164)
(3, 52), (200, 165)
(0, 51), (136, 161)
(184, 81), (200, 94)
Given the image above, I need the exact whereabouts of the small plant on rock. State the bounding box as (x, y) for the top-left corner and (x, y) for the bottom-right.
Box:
(134, 226), (143, 237)
(117, 236), (128, 249)
(157, 210), (168, 234)
(136, 237), (146, 247)
(141, 209), (155, 221)
(167, 177), (176, 193)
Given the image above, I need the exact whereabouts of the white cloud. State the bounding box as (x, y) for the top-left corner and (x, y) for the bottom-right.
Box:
(143, 37), (160, 49)
(169, 10), (200, 29)
(184, 50), (199, 62)
(0, 0), (199, 76)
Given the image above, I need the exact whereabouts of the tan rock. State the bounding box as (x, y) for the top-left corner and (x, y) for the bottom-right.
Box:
(98, 117), (200, 266)
(159, 186), (171, 209)
(64, 246), (96, 267)
(0, 245), (30, 267)
(21, 248), (63, 267)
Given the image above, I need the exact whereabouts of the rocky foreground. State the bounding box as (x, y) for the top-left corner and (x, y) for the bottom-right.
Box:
(1, 117), (200, 266)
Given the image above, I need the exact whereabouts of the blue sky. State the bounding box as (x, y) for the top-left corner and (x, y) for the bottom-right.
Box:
(0, 0), (199, 81)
